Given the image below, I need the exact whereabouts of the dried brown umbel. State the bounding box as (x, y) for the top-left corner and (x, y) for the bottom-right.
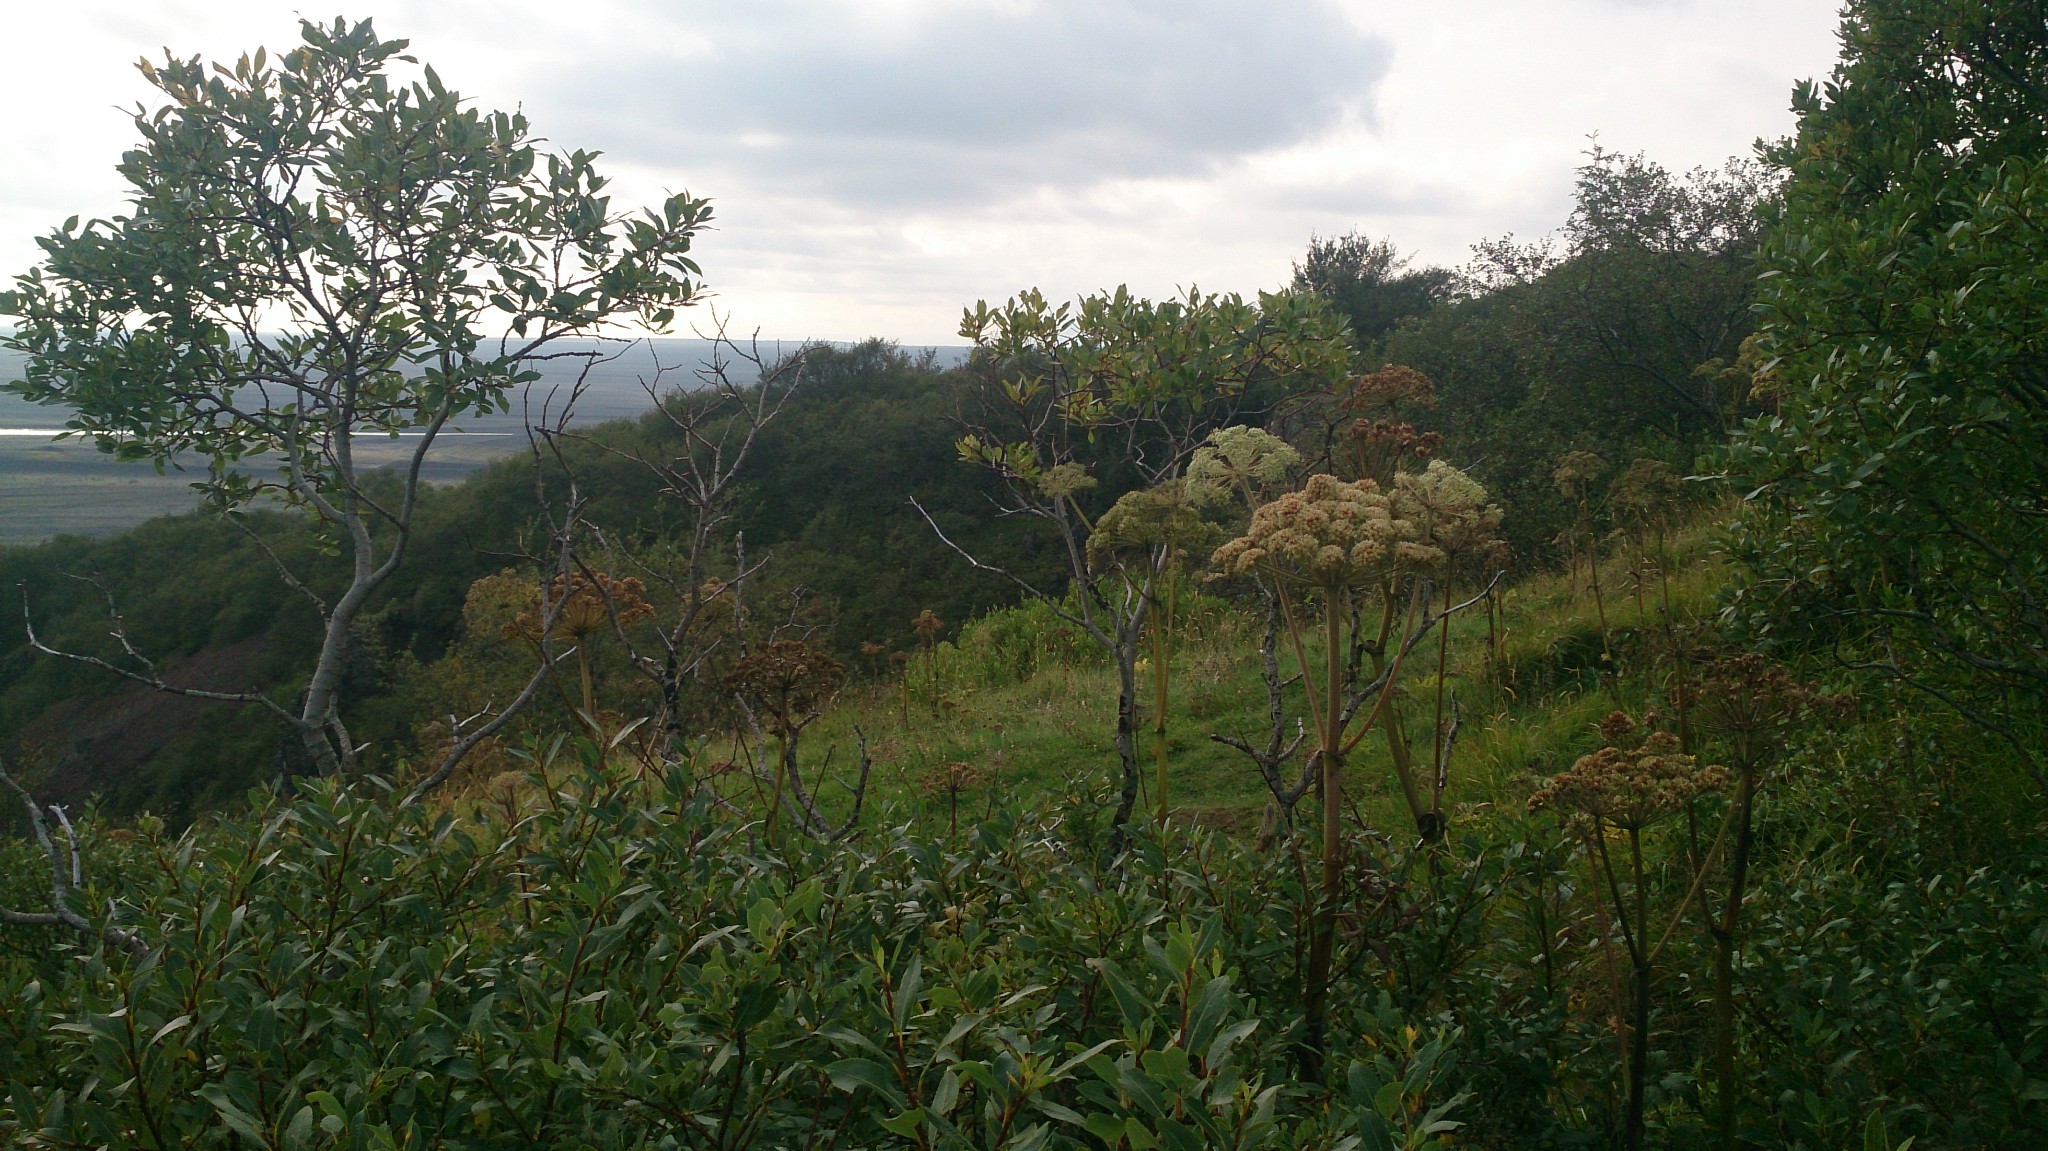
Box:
(1598, 709), (1642, 747)
(1343, 364), (1438, 415)
(507, 572), (654, 643)
(1552, 450), (1609, 502)
(921, 760), (988, 835)
(721, 640), (846, 735)
(1609, 459), (1686, 528)
(920, 759), (988, 800)
(1340, 418), (1443, 484)
(1694, 653), (1812, 767)
(1529, 730), (1726, 834)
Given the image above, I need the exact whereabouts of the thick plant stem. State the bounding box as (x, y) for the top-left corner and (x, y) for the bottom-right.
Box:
(1302, 590), (1347, 1083)
(1108, 651), (1143, 851)
(1714, 932), (1736, 1148)
(1658, 548), (1695, 755)
(1629, 956), (1651, 1151)
(1627, 826), (1649, 1151)
(765, 735), (788, 841)
(1590, 539), (1614, 670)
(1715, 763), (1759, 1148)
(1428, 577), (1454, 837)
(1153, 549), (1176, 823)
(1367, 591), (1431, 835)
(575, 647), (605, 742)
(1382, 704), (1426, 826)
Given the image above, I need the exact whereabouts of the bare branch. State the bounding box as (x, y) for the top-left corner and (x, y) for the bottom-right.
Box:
(0, 764), (150, 956)
(780, 726), (876, 844)
(226, 513), (329, 615)
(21, 581), (301, 724)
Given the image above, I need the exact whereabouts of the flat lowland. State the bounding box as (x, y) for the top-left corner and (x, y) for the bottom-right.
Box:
(0, 437), (200, 543)
(0, 339), (953, 544)
(0, 434), (531, 544)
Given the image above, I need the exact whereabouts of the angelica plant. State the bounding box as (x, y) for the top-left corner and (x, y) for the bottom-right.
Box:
(1530, 711), (1725, 1151)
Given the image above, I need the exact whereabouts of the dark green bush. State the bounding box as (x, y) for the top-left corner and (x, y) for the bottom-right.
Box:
(0, 746), (1470, 1151)
(6, 716), (2046, 1149)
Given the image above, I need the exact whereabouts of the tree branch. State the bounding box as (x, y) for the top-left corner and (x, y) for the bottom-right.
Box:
(0, 764), (149, 956)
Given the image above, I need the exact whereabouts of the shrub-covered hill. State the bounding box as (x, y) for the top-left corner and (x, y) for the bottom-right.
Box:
(0, 341), (1052, 821)
(2, 532), (2041, 1148)
(0, 134), (1770, 825)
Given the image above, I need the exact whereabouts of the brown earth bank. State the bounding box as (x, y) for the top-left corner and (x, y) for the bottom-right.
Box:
(6, 634), (278, 809)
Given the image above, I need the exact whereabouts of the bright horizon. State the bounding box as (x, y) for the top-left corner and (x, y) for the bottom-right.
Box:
(0, 2), (1844, 345)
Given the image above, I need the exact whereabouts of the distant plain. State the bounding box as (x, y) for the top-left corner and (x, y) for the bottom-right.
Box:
(0, 339), (856, 545)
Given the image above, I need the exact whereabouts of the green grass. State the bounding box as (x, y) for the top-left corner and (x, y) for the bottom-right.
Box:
(685, 521), (1733, 841)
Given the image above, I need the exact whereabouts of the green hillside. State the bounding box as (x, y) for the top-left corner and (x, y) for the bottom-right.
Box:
(4, 7), (2048, 1150)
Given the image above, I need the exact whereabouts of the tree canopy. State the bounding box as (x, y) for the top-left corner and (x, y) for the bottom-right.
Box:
(1728, 0), (2048, 759)
(0, 18), (710, 775)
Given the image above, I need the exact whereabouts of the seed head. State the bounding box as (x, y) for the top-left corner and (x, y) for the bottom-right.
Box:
(1210, 473), (1419, 589)
(1529, 730), (1726, 833)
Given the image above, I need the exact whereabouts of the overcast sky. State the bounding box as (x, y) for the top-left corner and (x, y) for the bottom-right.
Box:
(0, 2), (1844, 345)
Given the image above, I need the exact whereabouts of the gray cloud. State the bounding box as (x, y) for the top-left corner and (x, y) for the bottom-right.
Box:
(540, 0), (1387, 208)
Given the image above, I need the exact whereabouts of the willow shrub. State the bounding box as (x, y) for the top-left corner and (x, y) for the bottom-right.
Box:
(9, 732), (2044, 1148)
(0, 741), (1471, 1151)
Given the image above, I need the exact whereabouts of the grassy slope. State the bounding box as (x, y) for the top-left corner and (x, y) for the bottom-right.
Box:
(667, 521), (1734, 839)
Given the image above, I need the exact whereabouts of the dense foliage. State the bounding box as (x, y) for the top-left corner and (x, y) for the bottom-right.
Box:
(6, 8), (2048, 1150)
(1729, 0), (2048, 755)
(3, 696), (2042, 1149)
(0, 18), (710, 777)
(1377, 150), (1770, 559)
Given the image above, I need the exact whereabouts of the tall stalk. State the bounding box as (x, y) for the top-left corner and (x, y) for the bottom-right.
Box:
(1428, 576), (1455, 836)
(1152, 547), (1177, 822)
(1694, 655), (1809, 1150)
(1532, 718), (1724, 1151)
(1366, 590), (1430, 835)
(1299, 587), (1348, 1082)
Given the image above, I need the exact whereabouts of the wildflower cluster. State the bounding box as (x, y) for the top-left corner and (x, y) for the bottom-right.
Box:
(1036, 461), (1098, 500)
(1529, 712), (1725, 833)
(721, 639), (846, 733)
(919, 759), (989, 800)
(1333, 366), (1443, 484)
(1552, 450), (1609, 501)
(1343, 418), (1444, 484)
(1186, 425), (1300, 506)
(1392, 459), (1505, 573)
(1086, 482), (1215, 565)
(1344, 364), (1438, 414)
(1608, 458), (1686, 527)
(1694, 653), (1831, 771)
(1210, 473), (1416, 589)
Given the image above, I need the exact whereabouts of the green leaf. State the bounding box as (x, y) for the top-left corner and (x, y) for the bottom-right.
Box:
(877, 1108), (926, 1138)
(197, 1084), (269, 1143)
(828, 1057), (902, 1103)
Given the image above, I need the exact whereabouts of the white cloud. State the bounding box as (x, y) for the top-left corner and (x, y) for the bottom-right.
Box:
(0, 1), (1842, 343)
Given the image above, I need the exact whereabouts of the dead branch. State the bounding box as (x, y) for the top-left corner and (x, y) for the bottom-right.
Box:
(781, 725), (876, 843)
(0, 763), (150, 957)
